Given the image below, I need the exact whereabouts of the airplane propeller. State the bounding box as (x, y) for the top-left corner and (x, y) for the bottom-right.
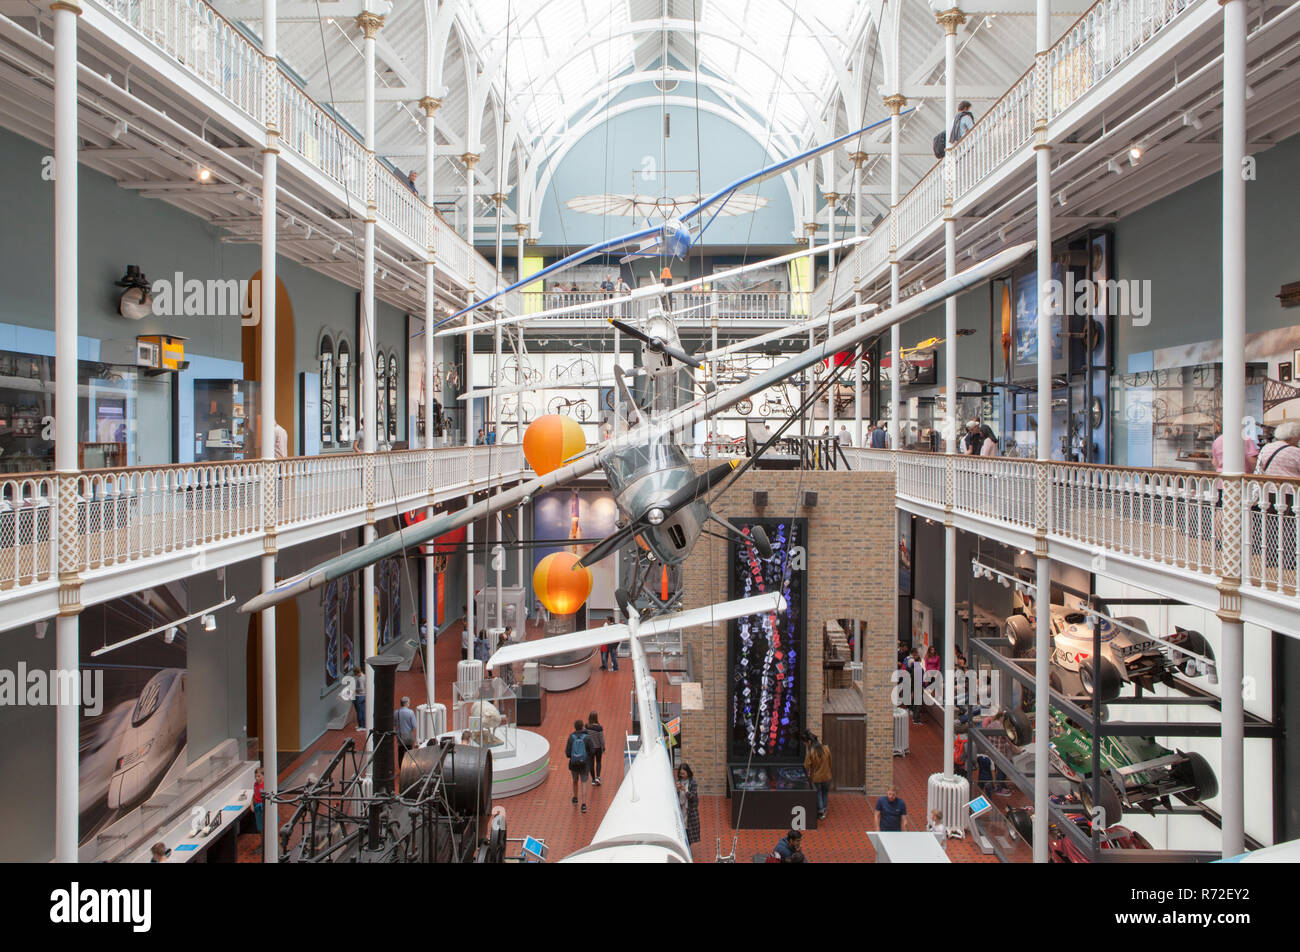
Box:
(607, 318), (703, 369)
(575, 459), (741, 569)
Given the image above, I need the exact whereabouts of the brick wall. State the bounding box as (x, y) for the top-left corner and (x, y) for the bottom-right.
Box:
(679, 468), (897, 797)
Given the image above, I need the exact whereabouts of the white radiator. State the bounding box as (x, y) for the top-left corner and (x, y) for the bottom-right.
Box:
(892, 706), (910, 756)
(416, 702), (447, 744)
(457, 659), (484, 694)
(927, 773), (971, 838)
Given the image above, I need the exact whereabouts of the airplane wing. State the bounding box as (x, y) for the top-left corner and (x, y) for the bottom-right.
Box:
(243, 242), (1034, 614)
(239, 449), (604, 614)
(486, 592), (786, 670)
(678, 114), (903, 223)
(675, 193), (768, 216)
(432, 222), (667, 330)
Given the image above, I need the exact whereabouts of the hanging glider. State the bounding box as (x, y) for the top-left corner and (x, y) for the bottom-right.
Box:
(432, 115), (908, 330)
(239, 240), (1034, 616)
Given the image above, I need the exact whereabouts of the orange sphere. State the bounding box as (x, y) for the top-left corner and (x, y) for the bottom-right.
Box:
(523, 414), (587, 476)
(533, 551), (593, 615)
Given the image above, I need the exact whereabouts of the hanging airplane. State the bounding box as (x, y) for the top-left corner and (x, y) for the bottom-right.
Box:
(239, 240), (1035, 616)
(485, 592), (787, 863)
(430, 115), (910, 329)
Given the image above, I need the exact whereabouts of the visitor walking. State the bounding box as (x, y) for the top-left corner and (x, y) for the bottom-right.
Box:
(875, 786), (908, 831)
(804, 736), (833, 820)
(585, 711), (606, 786)
(566, 719), (591, 813)
(677, 764), (701, 851)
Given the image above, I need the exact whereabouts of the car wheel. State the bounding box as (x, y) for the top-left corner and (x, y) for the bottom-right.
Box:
(1173, 751), (1219, 803)
(1003, 709), (1032, 746)
(1007, 807), (1034, 844)
(1049, 669), (1065, 696)
(1080, 778), (1124, 828)
(1005, 613), (1034, 657)
(1079, 655), (1122, 701)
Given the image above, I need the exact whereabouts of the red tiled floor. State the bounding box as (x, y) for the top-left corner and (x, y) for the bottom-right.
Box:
(241, 622), (1008, 863)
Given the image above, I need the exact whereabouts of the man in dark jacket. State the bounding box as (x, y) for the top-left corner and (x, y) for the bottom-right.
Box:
(565, 719), (591, 813)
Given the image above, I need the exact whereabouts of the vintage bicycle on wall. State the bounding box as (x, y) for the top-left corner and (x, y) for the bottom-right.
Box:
(547, 395), (593, 421)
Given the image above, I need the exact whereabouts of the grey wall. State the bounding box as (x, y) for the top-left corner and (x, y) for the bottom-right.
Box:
(1113, 133), (1300, 360)
(0, 126), (409, 451)
(0, 621), (55, 862)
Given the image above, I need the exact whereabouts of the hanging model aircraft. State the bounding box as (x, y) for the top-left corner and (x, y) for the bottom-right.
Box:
(239, 240), (1035, 616)
(431, 115), (909, 329)
(565, 192), (768, 219)
(485, 592), (786, 862)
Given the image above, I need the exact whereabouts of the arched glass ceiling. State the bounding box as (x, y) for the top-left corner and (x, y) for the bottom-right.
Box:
(470, 0), (861, 150)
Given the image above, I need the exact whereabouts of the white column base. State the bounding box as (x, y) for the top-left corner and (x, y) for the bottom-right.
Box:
(927, 772), (971, 838)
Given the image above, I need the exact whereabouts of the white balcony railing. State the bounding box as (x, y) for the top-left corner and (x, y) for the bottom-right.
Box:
(106, 0), (264, 120)
(517, 290), (814, 322)
(98, 0), (508, 308)
(830, 0), (1199, 310)
(840, 447), (1300, 601)
(0, 445), (526, 593)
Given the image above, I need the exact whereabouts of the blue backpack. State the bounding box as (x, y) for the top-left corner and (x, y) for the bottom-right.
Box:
(570, 731), (588, 762)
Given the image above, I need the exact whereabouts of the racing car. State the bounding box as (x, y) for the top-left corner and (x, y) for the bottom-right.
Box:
(1006, 802), (1153, 862)
(1003, 598), (1216, 701)
(1002, 708), (1218, 825)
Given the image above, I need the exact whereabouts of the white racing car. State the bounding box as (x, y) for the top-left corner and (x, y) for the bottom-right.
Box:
(1004, 599), (1216, 701)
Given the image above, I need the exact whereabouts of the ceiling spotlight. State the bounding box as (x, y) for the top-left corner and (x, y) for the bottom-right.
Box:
(304, 225), (312, 240)
(1000, 576), (1011, 588)
(34, 619), (47, 639)
(1182, 112), (1203, 130)
(333, 241), (342, 254)
(380, 268), (389, 280)
(1106, 159), (1122, 175)
(164, 626), (178, 645)
(203, 614), (217, 632)
(1056, 190), (1067, 206)
(1128, 145), (1143, 162)
(111, 119), (128, 140)
(996, 227), (1007, 242)
(197, 166), (213, 182)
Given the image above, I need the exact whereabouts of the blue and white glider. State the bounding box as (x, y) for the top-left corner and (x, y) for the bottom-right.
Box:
(434, 114), (905, 329)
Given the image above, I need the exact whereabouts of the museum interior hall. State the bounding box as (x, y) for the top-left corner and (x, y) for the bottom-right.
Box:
(0, 0), (1298, 879)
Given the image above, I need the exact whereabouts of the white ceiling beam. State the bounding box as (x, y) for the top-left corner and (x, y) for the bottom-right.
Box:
(896, 84), (1008, 100)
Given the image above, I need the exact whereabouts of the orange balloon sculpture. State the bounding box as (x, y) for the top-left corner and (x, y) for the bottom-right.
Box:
(533, 552), (593, 615)
(523, 414), (587, 476)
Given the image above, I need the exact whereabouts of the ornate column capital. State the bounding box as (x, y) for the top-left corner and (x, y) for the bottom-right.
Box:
(849, 151), (870, 168)
(356, 11), (385, 39)
(49, 0), (82, 13)
(513, 223), (529, 235)
(461, 152), (481, 170)
(823, 191), (841, 204)
(804, 221), (818, 235)
(936, 8), (967, 35)
(418, 96), (442, 117)
(491, 192), (507, 207)
(882, 94), (908, 116)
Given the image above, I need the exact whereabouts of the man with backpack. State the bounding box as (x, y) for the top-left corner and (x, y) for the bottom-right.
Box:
(932, 101), (977, 158)
(565, 719), (592, 813)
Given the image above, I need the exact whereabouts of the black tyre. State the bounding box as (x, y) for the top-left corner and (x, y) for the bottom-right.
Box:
(1007, 807), (1034, 844)
(1003, 709), (1032, 746)
(575, 401), (592, 422)
(735, 398), (753, 416)
(1049, 669), (1065, 696)
(1079, 654), (1123, 701)
(1173, 751), (1219, 803)
(1079, 777), (1124, 828)
(1004, 613), (1034, 657)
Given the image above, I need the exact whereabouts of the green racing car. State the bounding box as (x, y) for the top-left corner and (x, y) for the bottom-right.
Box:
(1003, 708), (1218, 824)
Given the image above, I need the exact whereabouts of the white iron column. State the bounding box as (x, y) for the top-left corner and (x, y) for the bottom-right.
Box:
(52, 0), (81, 863)
(258, 0), (280, 863)
(1218, 0), (1247, 859)
(358, 8), (383, 743)
(492, 191), (506, 435)
(421, 94), (440, 706)
(463, 152), (480, 448)
(1032, 0), (1053, 863)
(939, 7), (966, 783)
(852, 151), (867, 447)
(826, 191), (839, 439)
(885, 94), (905, 448)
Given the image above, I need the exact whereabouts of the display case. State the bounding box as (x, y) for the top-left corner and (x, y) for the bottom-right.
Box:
(193, 379), (260, 461)
(452, 678), (518, 758)
(726, 765), (818, 830)
(0, 349), (146, 472)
